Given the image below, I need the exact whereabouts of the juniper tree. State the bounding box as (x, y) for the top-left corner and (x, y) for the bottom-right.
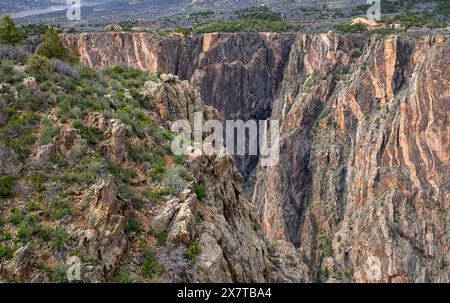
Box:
(0, 15), (24, 46)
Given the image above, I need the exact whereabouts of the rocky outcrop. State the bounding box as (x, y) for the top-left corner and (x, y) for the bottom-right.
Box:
(187, 153), (271, 282)
(36, 127), (87, 163)
(0, 244), (34, 282)
(79, 177), (129, 282)
(99, 120), (131, 166)
(151, 193), (197, 245)
(139, 74), (218, 124)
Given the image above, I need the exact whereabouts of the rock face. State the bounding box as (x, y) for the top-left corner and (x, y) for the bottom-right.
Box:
(0, 244), (34, 282)
(36, 127), (87, 163)
(67, 32), (450, 282)
(140, 74), (218, 124)
(146, 81), (271, 282)
(187, 153), (270, 282)
(79, 177), (129, 282)
(99, 120), (131, 166)
(254, 34), (450, 282)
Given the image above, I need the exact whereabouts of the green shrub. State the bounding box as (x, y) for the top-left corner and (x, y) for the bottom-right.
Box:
(9, 209), (24, 225)
(50, 264), (69, 283)
(69, 155), (104, 185)
(40, 118), (60, 145)
(118, 185), (144, 209)
(174, 154), (186, 164)
(141, 246), (163, 279)
(114, 270), (135, 283)
(116, 105), (158, 139)
(108, 161), (135, 182)
(68, 147), (88, 161)
(163, 167), (187, 196)
(437, 0), (450, 17)
(52, 227), (69, 251)
(1, 109), (39, 139)
(0, 175), (16, 198)
(47, 198), (73, 220)
(156, 232), (168, 246)
(28, 173), (46, 193)
(35, 261), (52, 276)
(184, 242), (202, 261)
(194, 184), (207, 201)
(26, 55), (52, 81)
(0, 15), (24, 46)
(0, 59), (25, 83)
(320, 237), (334, 257)
(72, 120), (103, 144)
(380, 0), (400, 14)
(383, 13), (446, 29)
(174, 27), (192, 35)
(234, 5), (282, 21)
(1, 231), (12, 241)
(150, 188), (167, 203)
(51, 154), (66, 165)
(38, 225), (53, 242)
(0, 245), (14, 261)
(37, 27), (78, 63)
(189, 6), (303, 33)
(195, 214), (203, 224)
(128, 144), (166, 168)
(125, 218), (142, 234)
(26, 201), (41, 212)
(16, 220), (36, 242)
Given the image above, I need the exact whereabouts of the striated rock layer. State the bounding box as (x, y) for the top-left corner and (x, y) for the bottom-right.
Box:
(254, 33), (449, 282)
(67, 32), (450, 282)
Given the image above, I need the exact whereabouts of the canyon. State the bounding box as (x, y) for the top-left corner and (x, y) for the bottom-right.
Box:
(1, 30), (448, 283)
(66, 31), (450, 282)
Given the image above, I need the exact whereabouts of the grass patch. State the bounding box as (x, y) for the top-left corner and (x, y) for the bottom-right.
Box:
(156, 232), (168, 246)
(9, 209), (24, 225)
(114, 270), (135, 283)
(40, 117), (60, 145)
(125, 218), (142, 234)
(0, 175), (16, 198)
(194, 184), (207, 201)
(184, 242), (201, 262)
(0, 244), (14, 261)
(52, 226), (69, 251)
(141, 246), (163, 279)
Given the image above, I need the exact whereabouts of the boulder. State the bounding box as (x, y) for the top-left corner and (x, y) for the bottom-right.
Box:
(0, 244), (34, 282)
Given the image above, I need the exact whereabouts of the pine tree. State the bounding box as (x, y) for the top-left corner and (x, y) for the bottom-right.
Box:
(0, 15), (24, 46)
(37, 27), (79, 63)
(37, 27), (67, 60)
